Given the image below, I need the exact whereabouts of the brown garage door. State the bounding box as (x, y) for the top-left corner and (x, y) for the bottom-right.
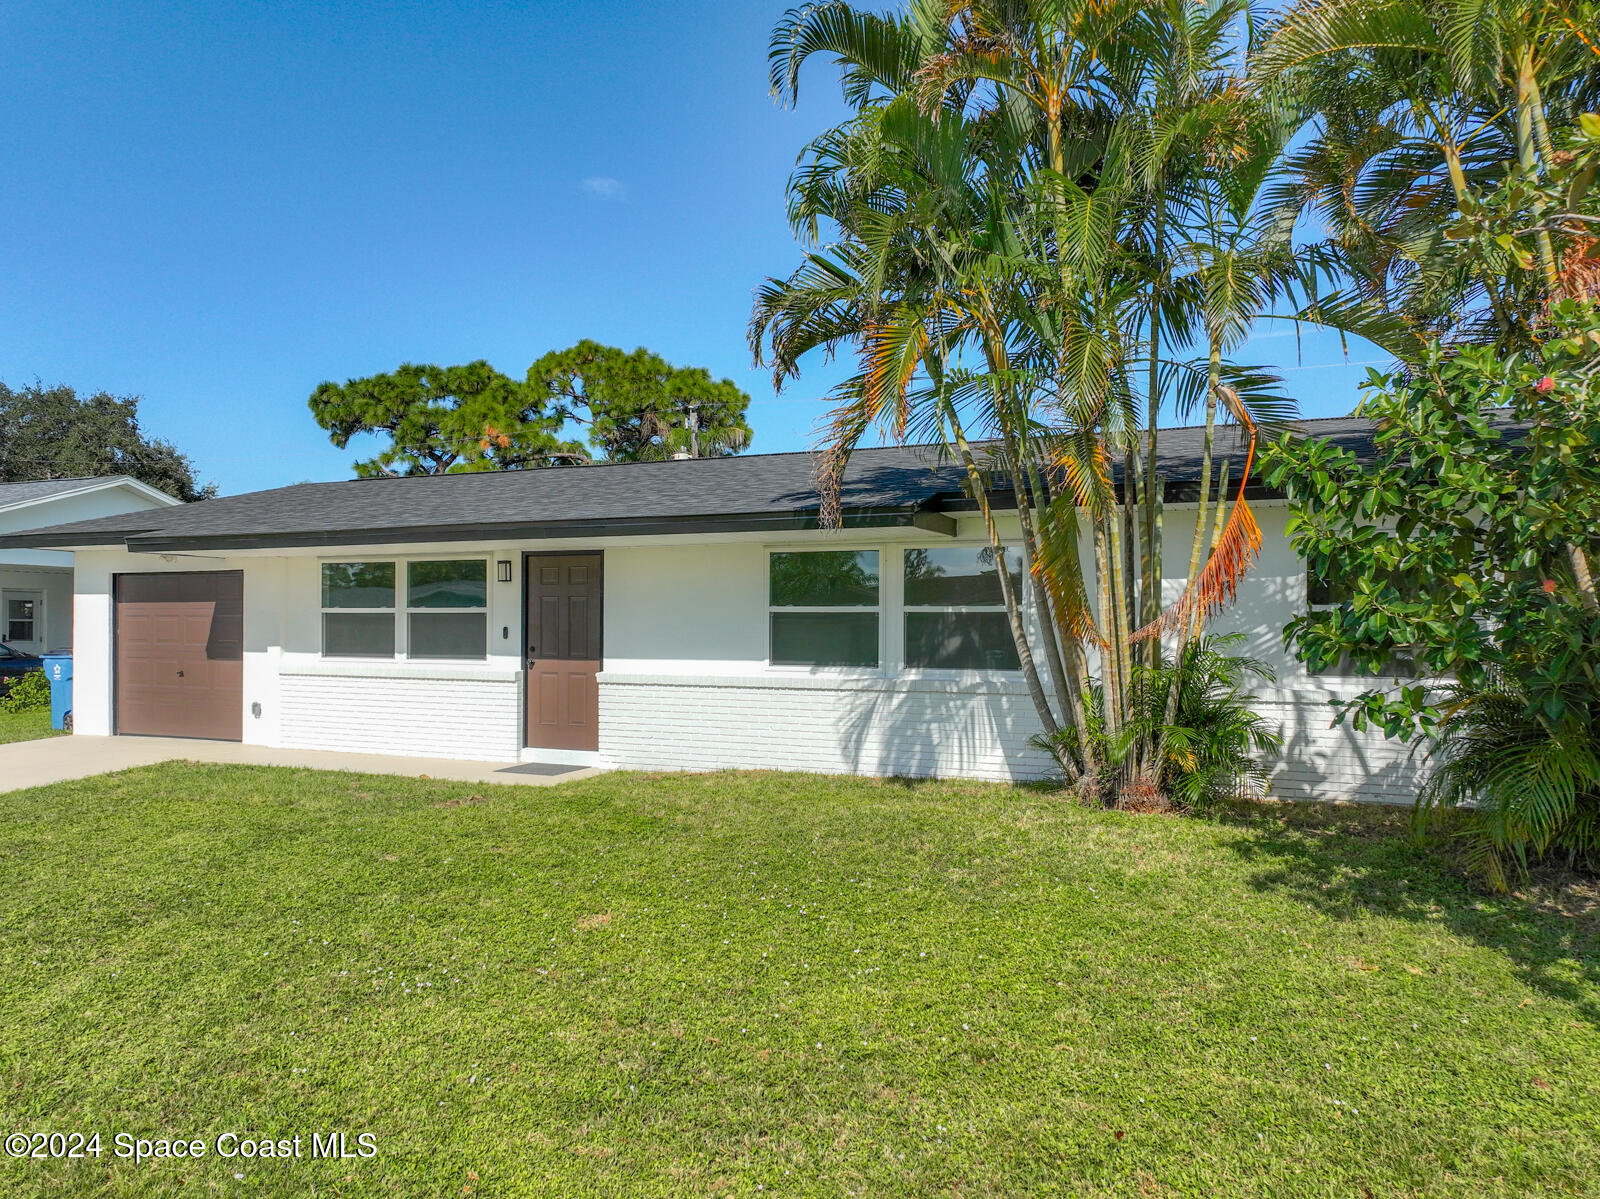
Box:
(115, 571), (244, 741)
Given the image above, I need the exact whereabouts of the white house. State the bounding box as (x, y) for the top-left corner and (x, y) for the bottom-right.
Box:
(0, 418), (1424, 803)
(0, 477), (182, 656)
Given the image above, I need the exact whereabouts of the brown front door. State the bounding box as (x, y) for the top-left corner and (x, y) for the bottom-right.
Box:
(114, 571), (244, 741)
(524, 553), (603, 750)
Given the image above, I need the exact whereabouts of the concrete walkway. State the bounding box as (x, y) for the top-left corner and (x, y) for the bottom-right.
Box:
(0, 735), (600, 794)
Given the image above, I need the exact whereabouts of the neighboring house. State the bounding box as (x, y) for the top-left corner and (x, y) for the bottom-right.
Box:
(0, 418), (1424, 803)
(0, 477), (182, 656)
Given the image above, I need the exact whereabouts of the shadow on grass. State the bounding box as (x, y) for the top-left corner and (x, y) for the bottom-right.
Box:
(1209, 799), (1600, 1025)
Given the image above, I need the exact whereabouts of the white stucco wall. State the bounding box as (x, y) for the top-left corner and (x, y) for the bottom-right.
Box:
(0, 565), (73, 653)
(62, 509), (1425, 802)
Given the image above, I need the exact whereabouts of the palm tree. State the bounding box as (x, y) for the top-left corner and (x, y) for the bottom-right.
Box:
(753, 75), (1102, 775)
(1252, 0), (1600, 346)
(754, 0), (1377, 797)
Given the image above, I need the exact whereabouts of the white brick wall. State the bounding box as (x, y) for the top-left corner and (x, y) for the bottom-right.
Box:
(599, 674), (1059, 782)
(597, 676), (1424, 800)
(278, 672), (521, 762)
(1259, 696), (1427, 805)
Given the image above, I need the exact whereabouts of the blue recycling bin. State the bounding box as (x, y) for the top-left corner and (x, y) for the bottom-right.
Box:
(41, 654), (72, 731)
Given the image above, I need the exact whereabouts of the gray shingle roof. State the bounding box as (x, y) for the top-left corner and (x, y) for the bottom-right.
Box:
(0, 415), (1392, 552)
(0, 477), (128, 509)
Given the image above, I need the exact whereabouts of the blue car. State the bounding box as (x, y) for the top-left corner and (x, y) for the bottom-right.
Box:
(0, 641), (44, 695)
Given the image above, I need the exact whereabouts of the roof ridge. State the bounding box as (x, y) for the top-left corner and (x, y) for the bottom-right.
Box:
(329, 412), (1377, 487)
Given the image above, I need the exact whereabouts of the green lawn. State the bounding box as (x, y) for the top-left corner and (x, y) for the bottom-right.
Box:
(0, 766), (1595, 1197)
(0, 707), (59, 745)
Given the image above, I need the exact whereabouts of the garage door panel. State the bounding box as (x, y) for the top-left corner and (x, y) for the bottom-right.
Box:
(114, 572), (244, 741)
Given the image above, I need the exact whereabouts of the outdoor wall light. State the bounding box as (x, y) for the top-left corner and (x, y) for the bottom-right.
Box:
(496, 560), (513, 583)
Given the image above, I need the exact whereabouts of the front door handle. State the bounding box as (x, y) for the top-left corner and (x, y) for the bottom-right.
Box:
(176, 670), (185, 678)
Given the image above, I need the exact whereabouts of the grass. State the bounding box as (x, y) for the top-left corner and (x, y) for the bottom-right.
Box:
(0, 707), (59, 745)
(0, 765), (1596, 1198)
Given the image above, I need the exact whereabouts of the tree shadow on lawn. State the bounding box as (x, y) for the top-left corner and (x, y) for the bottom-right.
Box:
(1209, 799), (1600, 1026)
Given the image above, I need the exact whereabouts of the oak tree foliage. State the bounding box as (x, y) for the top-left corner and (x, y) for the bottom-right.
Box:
(0, 381), (215, 501)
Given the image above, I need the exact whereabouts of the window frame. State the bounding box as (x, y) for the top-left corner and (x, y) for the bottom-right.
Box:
(900, 542), (1023, 674)
(766, 547), (884, 671)
(319, 560), (398, 661)
(4, 593), (40, 646)
(1303, 564), (1420, 681)
(318, 555), (490, 662)
(404, 557), (489, 662)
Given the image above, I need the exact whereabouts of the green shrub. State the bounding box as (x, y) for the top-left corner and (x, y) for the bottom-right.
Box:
(0, 669), (51, 714)
(1044, 634), (1283, 810)
(1418, 672), (1600, 891)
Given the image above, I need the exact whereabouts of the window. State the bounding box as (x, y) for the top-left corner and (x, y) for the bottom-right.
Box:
(321, 562), (395, 657)
(769, 550), (879, 667)
(903, 546), (1022, 670)
(321, 559), (489, 659)
(5, 597), (36, 644)
(1305, 565), (1419, 679)
(407, 559), (487, 659)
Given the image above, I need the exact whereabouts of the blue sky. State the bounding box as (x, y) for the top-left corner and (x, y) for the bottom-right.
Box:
(0, 1), (1383, 496)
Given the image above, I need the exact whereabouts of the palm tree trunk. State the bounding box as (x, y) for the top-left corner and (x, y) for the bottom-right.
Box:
(1570, 543), (1599, 613)
(1025, 450), (1096, 754)
(1151, 336), (1224, 782)
(1526, 61), (1557, 165)
(1002, 438), (1072, 726)
(1515, 46), (1563, 293)
(1107, 497), (1135, 704)
(1440, 136), (1516, 339)
(977, 307), (1086, 763)
(944, 407), (1075, 775)
(1196, 457), (1232, 641)
(1143, 198), (1166, 643)
(1094, 521), (1121, 743)
(1118, 462), (1144, 779)
(1123, 441), (1143, 646)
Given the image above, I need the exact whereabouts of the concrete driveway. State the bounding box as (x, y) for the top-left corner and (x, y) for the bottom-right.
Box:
(0, 735), (600, 794)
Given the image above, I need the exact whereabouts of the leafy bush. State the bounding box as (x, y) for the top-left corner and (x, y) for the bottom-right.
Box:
(0, 669), (51, 714)
(1262, 298), (1600, 889)
(1046, 634), (1283, 810)
(1419, 673), (1600, 891)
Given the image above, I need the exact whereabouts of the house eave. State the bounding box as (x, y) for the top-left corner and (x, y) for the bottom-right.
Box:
(119, 506), (960, 553)
(0, 532), (159, 550)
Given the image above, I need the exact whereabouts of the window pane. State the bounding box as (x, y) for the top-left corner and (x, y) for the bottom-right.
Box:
(1305, 567), (1350, 607)
(1310, 648), (1420, 679)
(323, 612), (395, 657)
(770, 551), (878, 607)
(905, 611), (1021, 670)
(5, 598), (35, 643)
(903, 546), (1020, 606)
(409, 612), (487, 659)
(770, 612), (878, 667)
(408, 560), (487, 609)
(1311, 565), (1429, 608)
(322, 562), (395, 609)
